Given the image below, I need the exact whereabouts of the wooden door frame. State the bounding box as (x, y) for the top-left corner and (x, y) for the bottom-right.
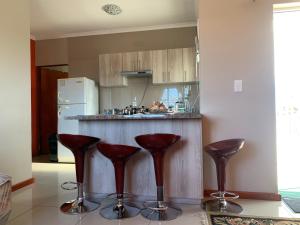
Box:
(31, 63), (68, 157)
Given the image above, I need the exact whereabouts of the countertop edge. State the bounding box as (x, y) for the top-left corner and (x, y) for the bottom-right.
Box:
(66, 113), (202, 121)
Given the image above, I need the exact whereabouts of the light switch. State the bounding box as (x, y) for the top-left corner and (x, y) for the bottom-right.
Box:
(234, 80), (243, 92)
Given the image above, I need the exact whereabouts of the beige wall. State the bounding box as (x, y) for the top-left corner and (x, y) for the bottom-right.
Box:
(198, 0), (277, 193)
(36, 38), (68, 66)
(0, 0), (32, 184)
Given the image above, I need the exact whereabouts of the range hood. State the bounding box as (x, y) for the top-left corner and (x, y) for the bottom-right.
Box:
(121, 70), (152, 77)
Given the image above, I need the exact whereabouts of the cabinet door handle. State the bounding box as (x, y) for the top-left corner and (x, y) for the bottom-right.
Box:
(163, 72), (165, 82)
(168, 72), (170, 82)
(184, 71), (186, 82)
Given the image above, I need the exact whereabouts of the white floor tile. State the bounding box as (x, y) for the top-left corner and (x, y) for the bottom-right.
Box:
(77, 210), (150, 225)
(149, 204), (208, 225)
(236, 199), (293, 218)
(8, 206), (85, 225)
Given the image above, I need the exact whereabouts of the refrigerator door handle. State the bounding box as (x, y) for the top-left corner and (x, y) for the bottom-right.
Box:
(58, 91), (63, 105)
(58, 105), (62, 118)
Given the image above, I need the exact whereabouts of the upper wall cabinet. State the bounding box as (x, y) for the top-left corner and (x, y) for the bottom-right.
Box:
(138, 51), (152, 71)
(122, 51), (153, 71)
(99, 53), (127, 87)
(152, 50), (168, 84)
(167, 48), (184, 83)
(122, 52), (138, 72)
(183, 47), (197, 82)
(99, 47), (196, 87)
(152, 47), (197, 84)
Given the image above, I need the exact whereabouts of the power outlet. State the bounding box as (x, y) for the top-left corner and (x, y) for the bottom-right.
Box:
(234, 80), (243, 92)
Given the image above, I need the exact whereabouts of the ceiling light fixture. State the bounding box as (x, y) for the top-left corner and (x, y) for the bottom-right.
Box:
(102, 4), (122, 15)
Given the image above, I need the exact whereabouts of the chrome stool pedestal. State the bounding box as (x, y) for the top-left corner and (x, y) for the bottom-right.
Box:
(202, 191), (242, 213)
(100, 197), (140, 220)
(96, 142), (141, 220)
(60, 182), (99, 214)
(141, 199), (182, 221)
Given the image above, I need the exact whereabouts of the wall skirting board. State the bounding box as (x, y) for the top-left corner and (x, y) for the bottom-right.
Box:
(204, 190), (281, 201)
(12, 178), (35, 192)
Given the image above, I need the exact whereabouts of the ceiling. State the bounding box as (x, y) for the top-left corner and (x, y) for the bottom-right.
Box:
(31, 0), (198, 40)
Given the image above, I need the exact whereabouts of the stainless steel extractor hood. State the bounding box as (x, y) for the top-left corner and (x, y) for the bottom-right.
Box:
(120, 70), (152, 77)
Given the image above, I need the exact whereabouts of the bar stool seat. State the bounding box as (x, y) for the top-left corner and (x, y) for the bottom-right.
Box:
(58, 134), (100, 214)
(97, 142), (141, 220)
(202, 139), (245, 213)
(135, 133), (182, 221)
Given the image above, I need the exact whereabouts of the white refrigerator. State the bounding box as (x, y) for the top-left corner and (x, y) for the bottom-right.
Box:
(57, 77), (99, 163)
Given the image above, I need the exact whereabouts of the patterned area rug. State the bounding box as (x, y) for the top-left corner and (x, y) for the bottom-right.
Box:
(208, 214), (300, 225)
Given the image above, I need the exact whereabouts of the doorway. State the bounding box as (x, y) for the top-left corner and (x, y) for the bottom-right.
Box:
(32, 66), (68, 163)
(274, 5), (300, 198)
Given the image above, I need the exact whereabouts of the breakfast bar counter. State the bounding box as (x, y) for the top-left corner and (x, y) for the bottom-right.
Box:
(69, 113), (203, 203)
(68, 112), (202, 121)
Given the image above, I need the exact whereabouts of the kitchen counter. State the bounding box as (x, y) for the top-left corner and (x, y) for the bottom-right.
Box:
(67, 112), (202, 121)
(71, 112), (203, 203)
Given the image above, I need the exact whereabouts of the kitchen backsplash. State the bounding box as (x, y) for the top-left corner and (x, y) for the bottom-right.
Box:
(99, 77), (200, 113)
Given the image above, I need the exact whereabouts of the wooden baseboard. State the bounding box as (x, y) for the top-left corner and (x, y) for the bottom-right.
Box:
(12, 178), (35, 192)
(204, 189), (281, 201)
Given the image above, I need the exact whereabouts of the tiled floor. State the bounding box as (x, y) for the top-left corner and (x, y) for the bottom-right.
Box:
(8, 163), (300, 225)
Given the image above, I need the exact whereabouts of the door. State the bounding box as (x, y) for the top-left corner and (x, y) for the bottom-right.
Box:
(167, 48), (184, 83)
(122, 52), (138, 71)
(99, 53), (126, 87)
(40, 68), (68, 154)
(110, 53), (126, 86)
(99, 54), (110, 87)
(152, 50), (168, 84)
(183, 47), (196, 82)
(138, 51), (152, 71)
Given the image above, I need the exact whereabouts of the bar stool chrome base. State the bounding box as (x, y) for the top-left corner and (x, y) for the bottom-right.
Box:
(100, 200), (140, 220)
(202, 199), (243, 213)
(141, 201), (182, 221)
(202, 191), (243, 213)
(60, 199), (100, 214)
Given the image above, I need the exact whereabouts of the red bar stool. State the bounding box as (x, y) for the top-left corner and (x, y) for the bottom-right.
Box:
(135, 133), (182, 221)
(202, 139), (245, 213)
(96, 142), (141, 219)
(58, 134), (100, 214)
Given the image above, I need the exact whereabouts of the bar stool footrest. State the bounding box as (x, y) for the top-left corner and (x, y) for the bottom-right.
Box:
(143, 200), (168, 211)
(210, 191), (239, 200)
(61, 181), (78, 191)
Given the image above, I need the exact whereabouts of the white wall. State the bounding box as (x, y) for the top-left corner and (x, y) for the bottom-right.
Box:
(0, 0), (32, 184)
(198, 0), (277, 193)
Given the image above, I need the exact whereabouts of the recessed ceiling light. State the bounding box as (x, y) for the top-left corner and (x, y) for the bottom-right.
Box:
(102, 4), (122, 15)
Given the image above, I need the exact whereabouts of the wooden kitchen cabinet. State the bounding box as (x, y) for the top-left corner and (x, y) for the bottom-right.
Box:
(183, 47), (197, 82)
(167, 48), (184, 83)
(122, 52), (138, 72)
(99, 53), (127, 87)
(138, 51), (152, 71)
(152, 49), (168, 84)
(122, 51), (152, 71)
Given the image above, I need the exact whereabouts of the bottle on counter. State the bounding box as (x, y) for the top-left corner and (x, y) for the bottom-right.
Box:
(132, 96), (137, 107)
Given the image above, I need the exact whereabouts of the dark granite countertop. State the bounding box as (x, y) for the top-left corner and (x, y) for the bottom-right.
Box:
(67, 112), (202, 121)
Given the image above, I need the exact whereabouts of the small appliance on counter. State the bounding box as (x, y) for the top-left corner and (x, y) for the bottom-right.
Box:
(57, 77), (99, 163)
